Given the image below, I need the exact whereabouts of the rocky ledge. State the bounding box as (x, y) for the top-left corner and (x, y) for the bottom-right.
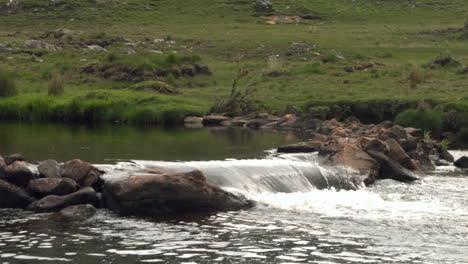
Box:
(0, 155), (253, 220)
(276, 118), (464, 186)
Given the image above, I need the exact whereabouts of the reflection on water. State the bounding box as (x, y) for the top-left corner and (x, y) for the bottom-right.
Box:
(1, 175), (467, 264)
(0, 122), (301, 163)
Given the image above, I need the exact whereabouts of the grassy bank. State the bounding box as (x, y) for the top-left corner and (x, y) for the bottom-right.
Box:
(0, 0), (467, 133)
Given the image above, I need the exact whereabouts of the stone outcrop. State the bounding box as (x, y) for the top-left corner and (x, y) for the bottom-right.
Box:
(103, 169), (253, 216)
(38, 159), (61, 178)
(277, 118), (453, 185)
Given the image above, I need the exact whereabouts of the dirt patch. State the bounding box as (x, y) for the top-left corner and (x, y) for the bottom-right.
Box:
(259, 14), (321, 25)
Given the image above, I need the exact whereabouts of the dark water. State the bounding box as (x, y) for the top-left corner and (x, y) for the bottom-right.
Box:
(0, 122), (467, 264)
(0, 121), (301, 163)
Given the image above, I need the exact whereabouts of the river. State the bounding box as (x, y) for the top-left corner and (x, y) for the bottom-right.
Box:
(0, 122), (467, 264)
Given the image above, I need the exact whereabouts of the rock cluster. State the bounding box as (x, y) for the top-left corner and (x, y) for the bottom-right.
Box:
(276, 118), (456, 185)
(0, 154), (253, 218)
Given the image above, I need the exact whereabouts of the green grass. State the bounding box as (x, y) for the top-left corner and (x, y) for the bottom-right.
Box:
(0, 0), (468, 126)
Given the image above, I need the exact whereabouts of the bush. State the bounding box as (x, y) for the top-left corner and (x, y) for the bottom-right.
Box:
(0, 71), (18, 97)
(48, 73), (65, 96)
(405, 64), (431, 88)
(321, 53), (339, 64)
(395, 109), (443, 137)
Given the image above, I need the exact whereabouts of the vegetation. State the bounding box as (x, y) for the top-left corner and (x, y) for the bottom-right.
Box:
(0, 71), (17, 97)
(0, 0), (467, 132)
(395, 109), (443, 137)
(48, 73), (64, 96)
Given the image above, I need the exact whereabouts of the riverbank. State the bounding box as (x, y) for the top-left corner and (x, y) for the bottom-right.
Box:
(1, 0), (468, 135)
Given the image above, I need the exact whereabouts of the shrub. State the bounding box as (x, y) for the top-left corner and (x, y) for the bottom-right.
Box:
(395, 109), (443, 137)
(48, 73), (65, 96)
(321, 53), (339, 64)
(405, 64), (431, 88)
(0, 71), (18, 97)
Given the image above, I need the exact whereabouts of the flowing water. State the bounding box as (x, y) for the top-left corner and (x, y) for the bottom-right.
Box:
(0, 122), (467, 264)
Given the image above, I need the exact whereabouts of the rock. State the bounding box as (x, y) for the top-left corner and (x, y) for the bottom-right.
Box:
(122, 48), (136, 55)
(0, 179), (35, 209)
(0, 155), (6, 169)
(377, 120), (393, 129)
(202, 115), (230, 126)
(21, 40), (59, 51)
(254, 0), (274, 12)
(2, 161), (36, 187)
(87, 45), (107, 52)
(277, 141), (323, 153)
(193, 64), (212, 75)
(440, 149), (454, 163)
(38, 159), (61, 178)
(367, 151), (421, 183)
(360, 138), (389, 153)
(289, 42), (311, 53)
(405, 127), (423, 138)
(384, 138), (417, 170)
(4, 153), (24, 165)
(5, 0), (20, 9)
(102, 170), (253, 216)
(454, 156), (468, 169)
(132, 81), (179, 95)
(53, 204), (97, 222)
(387, 125), (408, 140)
(427, 55), (461, 69)
(399, 138), (418, 152)
(28, 178), (78, 197)
(28, 187), (100, 213)
(60, 159), (101, 187)
(329, 143), (380, 185)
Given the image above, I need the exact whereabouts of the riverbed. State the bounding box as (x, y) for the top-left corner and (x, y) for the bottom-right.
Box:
(0, 122), (467, 264)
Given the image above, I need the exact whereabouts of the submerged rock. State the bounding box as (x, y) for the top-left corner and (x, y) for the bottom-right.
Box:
(0, 179), (36, 209)
(367, 151), (420, 183)
(29, 187), (100, 213)
(103, 170), (253, 216)
(53, 204), (97, 222)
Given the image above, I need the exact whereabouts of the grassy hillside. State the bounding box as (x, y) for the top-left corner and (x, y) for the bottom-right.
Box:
(0, 0), (467, 135)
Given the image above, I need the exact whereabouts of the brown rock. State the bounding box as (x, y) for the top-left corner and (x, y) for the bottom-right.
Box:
(360, 138), (389, 153)
(60, 159), (101, 187)
(202, 115), (230, 126)
(4, 153), (24, 166)
(28, 187), (99, 213)
(2, 161), (36, 187)
(53, 204), (97, 222)
(330, 143), (379, 184)
(0, 179), (36, 209)
(102, 170), (253, 216)
(384, 138), (416, 170)
(277, 141), (323, 153)
(367, 151), (421, 182)
(28, 178), (79, 197)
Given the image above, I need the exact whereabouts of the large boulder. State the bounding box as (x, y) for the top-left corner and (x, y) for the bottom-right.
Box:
(329, 143), (380, 185)
(38, 159), (61, 178)
(254, 0), (274, 12)
(28, 178), (78, 197)
(202, 115), (230, 126)
(454, 156), (468, 169)
(22, 40), (59, 51)
(52, 204), (97, 222)
(2, 161), (36, 187)
(384, 138), (418, 170)
(0, 179), (36, 209)
(103, 170), (253, 216)
(367, 151), (421, 182)
(60, 159), (101, 187)
(28, 187), (99, 213)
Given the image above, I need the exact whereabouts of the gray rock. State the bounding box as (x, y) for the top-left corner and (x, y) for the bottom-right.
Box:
(202, 115), (230, 126)
(454, 156), (468, 169)
(22, 40), (59, 51)
(53, 204), (97, 222)
(28, 187), (99, 212)
(87, 45), (107, 52)
(38, 159), (61, 178)
(122, 48), (135, 55)
(254, 0), (274, 12)
(4, 153), (24, 165)
(0, 179), (36, 209)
